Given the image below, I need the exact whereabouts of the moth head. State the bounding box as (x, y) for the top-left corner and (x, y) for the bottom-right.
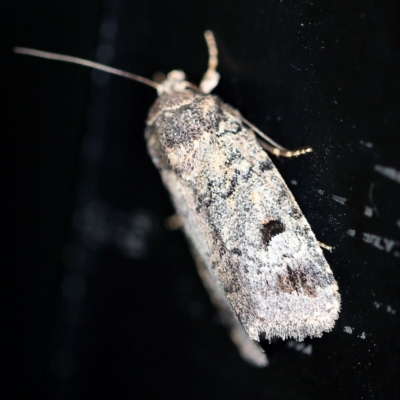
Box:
(157, 70), (190, 95)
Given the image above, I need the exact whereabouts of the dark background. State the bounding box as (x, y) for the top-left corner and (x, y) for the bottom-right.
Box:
(3, 0), (400, 399)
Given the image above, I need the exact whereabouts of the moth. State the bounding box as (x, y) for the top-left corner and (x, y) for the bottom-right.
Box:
(15, 31), (340, 367)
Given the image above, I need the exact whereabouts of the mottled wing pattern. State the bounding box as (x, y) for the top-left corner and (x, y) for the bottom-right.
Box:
(145, 91), (340, 344)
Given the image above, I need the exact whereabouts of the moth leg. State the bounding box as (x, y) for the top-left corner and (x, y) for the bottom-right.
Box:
(190, 247), (268, 367)
(164, 214), (182, 231)
(241, 115), (313, 157)
(200, 30), (220, 94)
(317, 241), (333, 252)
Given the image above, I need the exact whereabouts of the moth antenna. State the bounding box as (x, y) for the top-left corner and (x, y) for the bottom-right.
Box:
(13, 47), (160, 90)
(240, 115), (312, 157)
(200, 30), (220, 94)
(203, 30), (218, 74)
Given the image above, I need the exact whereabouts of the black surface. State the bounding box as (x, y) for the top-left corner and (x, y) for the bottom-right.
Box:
(4, 1), (400, 399)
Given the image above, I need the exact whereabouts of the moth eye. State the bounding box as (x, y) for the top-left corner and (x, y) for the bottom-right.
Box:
(260, 219), (285, 246)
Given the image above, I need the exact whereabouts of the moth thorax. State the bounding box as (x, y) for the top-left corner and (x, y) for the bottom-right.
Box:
(157, 70), (188, 95)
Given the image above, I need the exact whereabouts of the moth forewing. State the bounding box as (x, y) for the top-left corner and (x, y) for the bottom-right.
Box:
(146, 90), (340, 345)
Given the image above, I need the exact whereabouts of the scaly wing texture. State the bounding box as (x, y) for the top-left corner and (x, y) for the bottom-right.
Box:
(146, 92), (340, 343)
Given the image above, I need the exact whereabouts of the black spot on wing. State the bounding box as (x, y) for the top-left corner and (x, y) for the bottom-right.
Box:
(260, 219), (285, 246)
